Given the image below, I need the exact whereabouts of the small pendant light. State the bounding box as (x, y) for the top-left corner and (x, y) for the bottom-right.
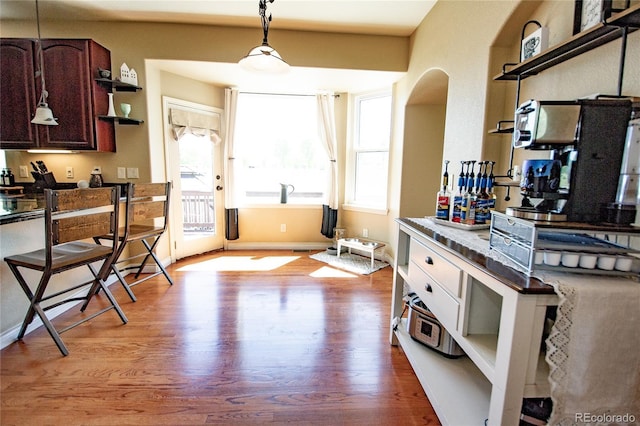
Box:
(239, 0), (290, 74)
(31, 0), (58, 126)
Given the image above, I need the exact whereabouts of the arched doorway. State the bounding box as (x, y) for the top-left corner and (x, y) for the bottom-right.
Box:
(399, 69), (449, 218)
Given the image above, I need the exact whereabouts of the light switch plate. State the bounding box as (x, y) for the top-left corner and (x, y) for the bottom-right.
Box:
(126, 167), (139, 179)
(117, 167), (126, 179)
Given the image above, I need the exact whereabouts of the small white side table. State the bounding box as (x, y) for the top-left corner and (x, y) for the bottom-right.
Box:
(337, 238), (385, 269)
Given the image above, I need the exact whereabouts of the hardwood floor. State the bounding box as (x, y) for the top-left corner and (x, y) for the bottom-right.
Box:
(0, 250), (440, 425)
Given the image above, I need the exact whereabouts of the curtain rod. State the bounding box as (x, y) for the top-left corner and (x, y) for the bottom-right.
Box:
(238, 91), (340, 98)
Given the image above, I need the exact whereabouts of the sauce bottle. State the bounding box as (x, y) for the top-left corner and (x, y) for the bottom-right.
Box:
(435, 160), (451, 220)
(451, 161), (467, 223)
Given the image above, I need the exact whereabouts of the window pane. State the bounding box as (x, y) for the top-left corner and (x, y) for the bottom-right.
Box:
(234, 93), (326, 203)
(354, 151), (388, 206)
(357, 95), (391, 149)
(178, 133), (216, 235)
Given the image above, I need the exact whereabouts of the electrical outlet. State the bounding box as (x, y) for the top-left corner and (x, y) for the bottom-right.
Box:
(362, 228), (369, 238)
(117, 167), (126, 179)
(126, 167), (139, 179)
(19, 165), (29, 178)
(93, 166), (102, 174)
(65, 166), (74, 179)
(280, 224), (286, 232)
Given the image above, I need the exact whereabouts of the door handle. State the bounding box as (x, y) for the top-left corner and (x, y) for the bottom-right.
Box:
(216, 185), (223, 191)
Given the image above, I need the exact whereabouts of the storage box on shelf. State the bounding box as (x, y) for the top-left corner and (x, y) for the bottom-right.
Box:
(391, 218), (557, 425)
(490, 211), (640, 276)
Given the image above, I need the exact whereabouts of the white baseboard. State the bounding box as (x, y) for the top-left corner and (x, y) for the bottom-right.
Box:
(225, 241), (332, 251)
(225, 241), (394, 264)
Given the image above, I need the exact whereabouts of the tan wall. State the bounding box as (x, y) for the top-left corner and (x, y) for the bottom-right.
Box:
(387, 1), (522, 256)
(387, 0), (639, 259)
(1, 20), (405, 254)
(399, 103), (446, 218)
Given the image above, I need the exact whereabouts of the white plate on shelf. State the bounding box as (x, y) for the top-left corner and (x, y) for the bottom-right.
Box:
(425, 216), (490, 231)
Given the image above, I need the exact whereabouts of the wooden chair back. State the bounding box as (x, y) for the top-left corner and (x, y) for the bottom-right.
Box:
(122, 182), (171, 239)
(46, 187), (119, 249)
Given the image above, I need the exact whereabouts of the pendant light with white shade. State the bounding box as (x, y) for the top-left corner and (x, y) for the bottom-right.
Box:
(31, 0), (58, 126)
(239, 0), (290, 74)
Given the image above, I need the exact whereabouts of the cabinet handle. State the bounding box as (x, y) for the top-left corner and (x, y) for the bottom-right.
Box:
(425, 256), (434, 265)
(425, 284), (433, 293)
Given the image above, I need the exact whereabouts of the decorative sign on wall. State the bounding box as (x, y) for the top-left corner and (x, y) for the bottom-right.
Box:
(572, 0), (628, 35)
(521, 26), (549, 61)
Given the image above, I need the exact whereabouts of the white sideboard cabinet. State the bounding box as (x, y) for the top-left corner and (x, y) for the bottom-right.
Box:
(390, 218), (558, 425)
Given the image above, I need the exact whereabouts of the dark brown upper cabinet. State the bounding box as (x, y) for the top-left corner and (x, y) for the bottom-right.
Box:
(0, 38), (116, 152)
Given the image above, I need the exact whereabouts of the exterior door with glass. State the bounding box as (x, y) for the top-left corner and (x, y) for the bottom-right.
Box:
(163, 97), (224, 260)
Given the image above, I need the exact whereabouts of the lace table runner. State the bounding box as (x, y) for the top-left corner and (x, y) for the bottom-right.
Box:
(406, 217), (640, 425)
(539, 272), (640, 425)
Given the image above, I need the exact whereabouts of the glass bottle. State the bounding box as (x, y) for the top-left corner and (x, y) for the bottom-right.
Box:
(461, 160), (477, 225)
(451, 161), (467, 223)
(475, 161), (489, 225)
(435, 160), (451, 220)
(486, 161), (497, 223)
(6, 168), (15, 186)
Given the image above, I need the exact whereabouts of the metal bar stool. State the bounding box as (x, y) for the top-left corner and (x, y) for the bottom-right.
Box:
(96, 182), (173, 302)
(4, 187), (128, 356)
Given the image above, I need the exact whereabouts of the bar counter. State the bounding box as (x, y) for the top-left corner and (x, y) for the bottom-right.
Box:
(0, 183), (126, 225)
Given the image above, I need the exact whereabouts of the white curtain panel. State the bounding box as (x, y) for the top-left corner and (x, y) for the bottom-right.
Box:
(224, 88), (239, 209)
(316, 92), (338, 210)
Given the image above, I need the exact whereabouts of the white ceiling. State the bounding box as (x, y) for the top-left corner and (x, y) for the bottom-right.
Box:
(0, 0), (437, 36)
(1, 0), (438, 93)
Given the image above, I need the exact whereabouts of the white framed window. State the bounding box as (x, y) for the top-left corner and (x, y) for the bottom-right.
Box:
(346, 91), (391, 210)
(234, 92), (327, 205)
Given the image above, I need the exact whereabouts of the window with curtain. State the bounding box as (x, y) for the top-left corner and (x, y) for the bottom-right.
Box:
(347, 91), (392, 209)
(234, 92), (327, 205)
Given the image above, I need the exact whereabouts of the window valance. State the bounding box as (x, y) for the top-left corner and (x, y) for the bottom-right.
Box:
(169, 108), (221, 143)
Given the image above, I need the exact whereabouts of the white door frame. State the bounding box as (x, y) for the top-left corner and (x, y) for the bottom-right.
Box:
(162, 96), (225, 262)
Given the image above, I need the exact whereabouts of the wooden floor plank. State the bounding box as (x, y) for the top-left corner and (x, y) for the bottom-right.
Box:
(1, 250), (440, 425)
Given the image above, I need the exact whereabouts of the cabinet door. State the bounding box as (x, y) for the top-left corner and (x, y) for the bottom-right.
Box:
(88, 40), (116, 152)
(38, 39), (95, 150)
(0, 39), (39, 149)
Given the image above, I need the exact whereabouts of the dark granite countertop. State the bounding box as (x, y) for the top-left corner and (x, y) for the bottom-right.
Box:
(0, 194), (46, 225)
(397, 217), (555, 295)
